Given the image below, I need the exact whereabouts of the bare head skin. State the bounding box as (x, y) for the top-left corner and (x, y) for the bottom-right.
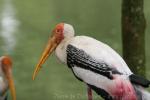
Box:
(1, 56), (16, 100)
(32, 23), (75, 80)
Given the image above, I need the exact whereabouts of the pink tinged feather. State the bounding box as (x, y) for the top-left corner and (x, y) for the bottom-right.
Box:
(108, 75), (137, 100)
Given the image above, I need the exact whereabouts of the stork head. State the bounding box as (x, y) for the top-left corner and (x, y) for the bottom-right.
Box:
(32, 23), (75, 80)
(53, 23), (75, 41)
(0, 56), (16, 100)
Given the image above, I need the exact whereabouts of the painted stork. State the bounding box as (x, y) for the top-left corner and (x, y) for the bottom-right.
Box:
(32, 23), (150, 100)
(0, 56), (16, 100)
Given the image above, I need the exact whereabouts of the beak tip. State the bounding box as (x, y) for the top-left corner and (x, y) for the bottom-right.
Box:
(32, 74), (36, 80)
(32, 77), (35, 81)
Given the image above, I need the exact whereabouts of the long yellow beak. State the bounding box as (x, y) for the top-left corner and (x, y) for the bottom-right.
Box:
(32, 35), (58, 80)
(5, 70), (16, 100)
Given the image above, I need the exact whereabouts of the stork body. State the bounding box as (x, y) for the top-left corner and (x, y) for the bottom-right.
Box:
(0, 56), (16, 100)
(55, 36), (136, 99)
(33, 23), (150, 100)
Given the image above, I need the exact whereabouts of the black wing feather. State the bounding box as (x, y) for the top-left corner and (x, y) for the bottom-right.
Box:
(67, 45), (121, 79)
(87, 84), (113, 100)
(129, 74), (150, 87)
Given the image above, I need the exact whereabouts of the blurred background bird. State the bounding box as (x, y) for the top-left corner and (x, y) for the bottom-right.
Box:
(32, 23), (150, 100)
(0, 56), (16, 100)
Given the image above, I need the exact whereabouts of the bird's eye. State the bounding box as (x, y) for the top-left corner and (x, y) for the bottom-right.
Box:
(56, 29), (61, 33)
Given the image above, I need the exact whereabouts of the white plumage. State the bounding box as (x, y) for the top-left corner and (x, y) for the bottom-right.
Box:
(55, 35), (136, 99)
